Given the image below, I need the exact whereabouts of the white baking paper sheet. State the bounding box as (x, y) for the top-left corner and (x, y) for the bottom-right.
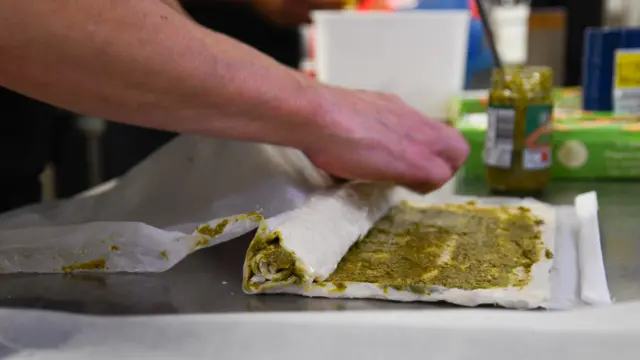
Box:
(0, 135), (609, 309)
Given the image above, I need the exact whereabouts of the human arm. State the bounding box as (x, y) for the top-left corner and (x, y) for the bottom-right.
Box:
(0, 0), (469, 191)
(0, 0), (326, 149)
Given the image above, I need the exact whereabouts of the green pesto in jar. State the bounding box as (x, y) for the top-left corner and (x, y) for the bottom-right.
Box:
(484, 66), (554, 195)
(324, 201), (550, 293)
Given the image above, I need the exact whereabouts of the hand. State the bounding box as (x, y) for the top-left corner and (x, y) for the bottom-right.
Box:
(250, 0), (347, 26)
(304, 87), (469, 193)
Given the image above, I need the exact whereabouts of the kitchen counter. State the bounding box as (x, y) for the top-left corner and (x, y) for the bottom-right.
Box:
(0, 180), (637, 315)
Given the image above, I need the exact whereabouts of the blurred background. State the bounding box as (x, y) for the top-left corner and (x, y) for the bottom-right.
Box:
(5, 0), (640, 208)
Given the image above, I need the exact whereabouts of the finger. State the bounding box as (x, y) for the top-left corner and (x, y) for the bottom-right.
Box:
(406, 155), (455, 193)
(431, 123), (470, 170)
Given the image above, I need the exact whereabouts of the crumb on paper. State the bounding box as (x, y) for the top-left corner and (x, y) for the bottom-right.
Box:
(545, 248), (554, 260)
(61, 258), (107, 273)
(160, 250), (168, 260)
(109, 245), (120, 252)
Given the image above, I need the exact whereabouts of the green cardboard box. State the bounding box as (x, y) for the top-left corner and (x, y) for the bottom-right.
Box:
(458, 109), (640, 179)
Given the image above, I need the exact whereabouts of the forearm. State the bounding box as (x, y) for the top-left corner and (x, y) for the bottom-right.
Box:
(0, 0), (328, 149)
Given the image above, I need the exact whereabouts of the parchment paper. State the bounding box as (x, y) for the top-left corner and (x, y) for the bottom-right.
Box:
(0, 135), (608, 309)
(0, 136), (331, 273)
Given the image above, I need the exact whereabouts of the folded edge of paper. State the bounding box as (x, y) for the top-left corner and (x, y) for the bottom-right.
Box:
(576, 191), (612, 306)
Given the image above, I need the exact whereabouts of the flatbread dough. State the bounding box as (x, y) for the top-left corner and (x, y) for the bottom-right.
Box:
(243, 183), (555, 309)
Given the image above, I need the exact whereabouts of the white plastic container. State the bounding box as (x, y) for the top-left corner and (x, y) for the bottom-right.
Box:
(312, 10), (470, 120)
(491, 4), (531, 65)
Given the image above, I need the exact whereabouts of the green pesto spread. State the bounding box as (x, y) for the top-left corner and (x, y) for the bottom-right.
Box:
(194, 236), (210, 248)
(61, 258), (107, 273)
(193, 219), (231, 249)
(252, 243), (296, 280)
(329, 282), (347, 293)
(196, 213), (263, 251)
(245, 211), (263, 222)
(197, 219), (229, 238)
(244, 221), (308, 292)
(325, 201), (550, 293)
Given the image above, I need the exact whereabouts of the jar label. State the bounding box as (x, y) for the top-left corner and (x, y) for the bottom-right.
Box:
(614, 49), (640, 115)
(483, 106), (515, 168)
(523, 104), (553, 170)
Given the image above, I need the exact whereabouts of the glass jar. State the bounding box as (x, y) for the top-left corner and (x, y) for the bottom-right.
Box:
(483, 66), (554, 195)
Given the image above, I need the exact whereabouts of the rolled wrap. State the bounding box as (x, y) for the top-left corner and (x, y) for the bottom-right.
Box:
(243, 183), (398, 292)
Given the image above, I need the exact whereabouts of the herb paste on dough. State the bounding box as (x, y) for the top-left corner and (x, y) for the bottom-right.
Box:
(245, 200), (553, 297)
(322, 201), (551, 293)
